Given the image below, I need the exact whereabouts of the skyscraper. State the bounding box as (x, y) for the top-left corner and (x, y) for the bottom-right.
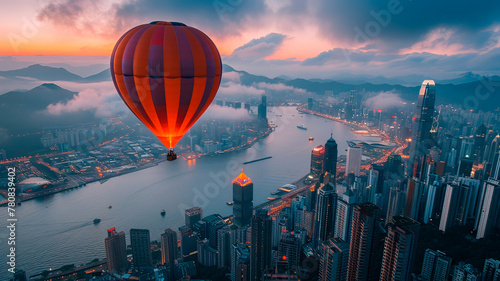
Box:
(307, 97), (313, 110)
(473, 124), (487, 164)
(421, 249), (452, 281)
(324, 135), (338, 182)
(258, 95), (267, 127)
(130, 229), (153, 267)
(423, 179), (445, 224)
(334, 189), (357, 244)
(217, 225), (234, 268)
(486, 135), (500, 178)
(105, 227), (128, 274)
(179, 226), (198, 262)
(233, 171), (253, 228)
(476, 178), (500, 239)
(314, 182), (337, 248)
(197, 238), (218, 267)
(232, 243), (251, 281)
(452, 263), (480, 280)
(347, 202), (383, 281)
(409, 80), (436, 177)
(380, 216), (420, 281)
(277, 232), (301, 274)
(439, 177), (481, 232)
(161, 228), (178, 279)
(185, 207), (203, 229)
(319, 237), (350, 281)
(483, 258), (500, 281)
(385, 179), (407, 222)
(311, 145), (326, 177)
(457, 157), (474, 177)
(439, 183), (461, 232)
(250, 209), (272, 281)
(346, 141), (362, 177)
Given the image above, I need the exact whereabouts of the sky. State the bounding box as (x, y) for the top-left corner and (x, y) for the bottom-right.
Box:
(2, 0), (500, 78)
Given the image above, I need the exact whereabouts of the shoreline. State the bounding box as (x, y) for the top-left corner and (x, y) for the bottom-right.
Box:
(0, 127), (273, 207)
(296, 104), (377, 134)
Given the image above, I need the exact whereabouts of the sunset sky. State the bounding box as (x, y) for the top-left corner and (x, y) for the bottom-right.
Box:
(2, 0), (500, 78)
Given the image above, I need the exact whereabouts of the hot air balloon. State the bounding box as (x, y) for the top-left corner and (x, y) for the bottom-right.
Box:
(110, 21), (222, 161)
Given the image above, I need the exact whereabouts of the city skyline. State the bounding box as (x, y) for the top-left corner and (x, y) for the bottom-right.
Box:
(2, 1), (500, 281)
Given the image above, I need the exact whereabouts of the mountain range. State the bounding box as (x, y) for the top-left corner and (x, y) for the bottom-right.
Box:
(0, 83), (98, 132)
(222, 65), (500, 111)
(0, 64), (111, 83)
(1, 64), (499, 113)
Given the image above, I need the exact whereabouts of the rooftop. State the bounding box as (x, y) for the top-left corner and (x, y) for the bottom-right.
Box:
(234, 171), (252, 186)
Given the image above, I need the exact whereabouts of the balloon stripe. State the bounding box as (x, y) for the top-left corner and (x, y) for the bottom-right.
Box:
(190, 29), (216, 78)
(123, 75), (157, 132)
(184, 76), (219, 130)
(133, 26), (157, 77)
(133, 26), (166, 136)
(122, 26), (148, 76)
(177, 77), (194, 130)
(185, 27), (207, 77)
(112, 26), (156, 130)
(163, 25), (181, 136)
(177, 27), (207, 133)
(200, 30), (222, 77)
(149, 26), (165, 78)
(110, 26), (132, 85)
(163, 77), (182, 141)
(182, 29), (219, 129)
(149, 26), (168, 134)
(122, 27), (157, 130)
(173, 26), (195, 131)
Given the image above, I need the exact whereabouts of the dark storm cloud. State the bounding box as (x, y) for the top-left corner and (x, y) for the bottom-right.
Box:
(107, 0), (270, 38)
(37, 0), (268, 37)
(34, 0), (500, 77)
(37, 0), (500, 50)
(311, 0), (500, 50)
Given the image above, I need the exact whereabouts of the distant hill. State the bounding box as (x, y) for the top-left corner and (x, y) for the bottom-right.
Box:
(0, 83), (75, 109)
(2, 64), (499, 112)
(225, 65), (500, 111)
(83, 69), (111, 82)
(0, 64), (83, 82)
(0, 64), (110, 83)
(437, 72), (500, 85)
(0, 83), (98, 132)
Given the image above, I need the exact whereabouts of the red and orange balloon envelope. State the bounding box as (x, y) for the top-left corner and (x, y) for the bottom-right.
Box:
(110, 21), (222, 158)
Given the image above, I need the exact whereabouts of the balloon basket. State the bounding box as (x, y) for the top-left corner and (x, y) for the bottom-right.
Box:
(167, 149), (177, 161)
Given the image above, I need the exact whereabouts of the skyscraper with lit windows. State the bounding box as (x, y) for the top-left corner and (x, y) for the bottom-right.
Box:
(105, 227), (128, 274)
(311, 145), (325, 177)
(250, 209), (272, 281)
(130, 229), (153, 267)
(314, 182), (336, 248)
(408, 80), (435, 177)
(346, 141), (362, 177)
(380, 216), (420, 281)
(161, 228), (178, 280)
(185, 207), (203, 229)
(324, 135), (338, 182)
(233, 171), (254, 228)
(347, 202), (383, 281)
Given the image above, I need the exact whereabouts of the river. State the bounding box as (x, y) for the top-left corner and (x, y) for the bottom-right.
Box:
(0, 106), (379, 277)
